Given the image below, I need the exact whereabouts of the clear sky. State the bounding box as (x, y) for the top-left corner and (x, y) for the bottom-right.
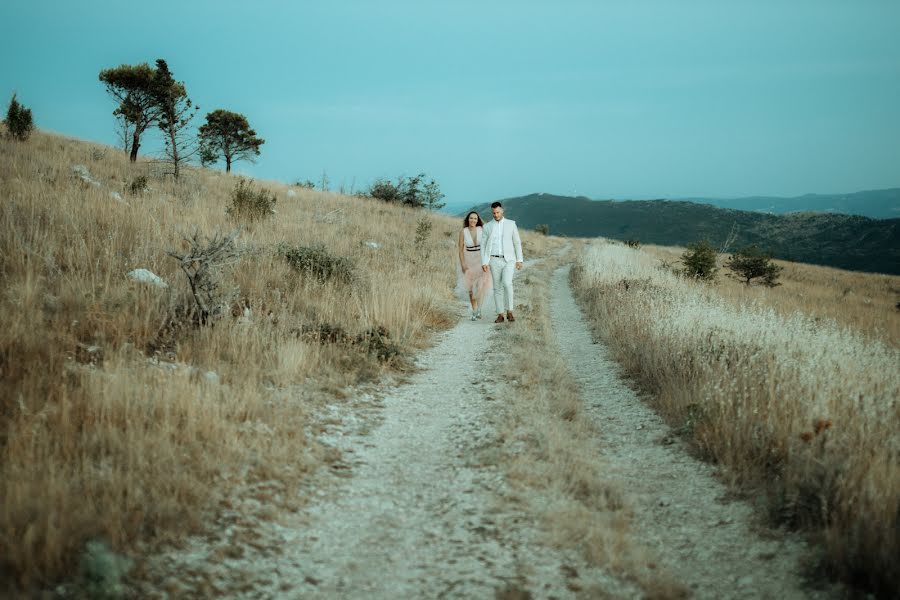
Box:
(2, 0), (899, 212)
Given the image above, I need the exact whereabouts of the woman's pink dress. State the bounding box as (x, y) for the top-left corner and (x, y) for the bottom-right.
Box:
(458, 226), (492, 303)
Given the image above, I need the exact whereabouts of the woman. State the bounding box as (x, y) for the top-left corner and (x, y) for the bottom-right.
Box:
(457, 211), (493, 320)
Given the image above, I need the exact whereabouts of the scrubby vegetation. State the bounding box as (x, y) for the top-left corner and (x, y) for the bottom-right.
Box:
(680, 239), (718, 281)
(4, 93), (34, 141)
(365, 173), (445, 210)
(226, 178), (276, 222)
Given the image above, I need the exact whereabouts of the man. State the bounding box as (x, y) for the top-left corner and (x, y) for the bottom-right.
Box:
(481, 201), (524, 323)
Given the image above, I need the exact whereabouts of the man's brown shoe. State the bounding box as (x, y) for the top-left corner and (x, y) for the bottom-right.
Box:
(506, 311), (516, 322)
(494, 314), (505, 323)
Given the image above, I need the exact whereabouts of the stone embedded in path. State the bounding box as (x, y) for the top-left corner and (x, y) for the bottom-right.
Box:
(127, 268), (168, 289)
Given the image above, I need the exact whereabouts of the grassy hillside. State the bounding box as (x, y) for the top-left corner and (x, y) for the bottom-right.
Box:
(572, 241), (900, 595)
(465, 193), (900, 275)
(0, 130), (553, 591)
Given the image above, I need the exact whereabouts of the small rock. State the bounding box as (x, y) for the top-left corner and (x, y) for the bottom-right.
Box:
(127, 268), (168, 288)
(110, 191), (125, 203)
(363, 240), (381, 250)
(286, 189), (298, 198)
(204, 371), (219, 383)
(72, 164), (101, 187)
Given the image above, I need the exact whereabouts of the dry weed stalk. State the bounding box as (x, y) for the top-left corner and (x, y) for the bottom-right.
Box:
(166, 228), (242, 323)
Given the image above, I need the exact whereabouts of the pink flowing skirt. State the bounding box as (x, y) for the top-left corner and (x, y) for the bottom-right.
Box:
(457, 250), (492, 303)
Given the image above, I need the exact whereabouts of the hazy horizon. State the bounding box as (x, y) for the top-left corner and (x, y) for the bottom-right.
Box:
(2, 0), (899, 212)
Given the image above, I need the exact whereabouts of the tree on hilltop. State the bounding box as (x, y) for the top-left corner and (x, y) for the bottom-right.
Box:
(4, 93), (34, 141)
(152, 59), (199, 180)
(725, 245), (783, 287)
(99, 62), (163, 162)
(198, 110), (265, 173)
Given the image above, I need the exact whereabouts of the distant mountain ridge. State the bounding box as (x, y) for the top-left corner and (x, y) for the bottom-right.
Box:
(675, 188), (900, 220)
(463, 193), (900, 275)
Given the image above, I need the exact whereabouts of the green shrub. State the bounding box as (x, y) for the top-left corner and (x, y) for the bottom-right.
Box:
(366, 173), (444, 209)
(725, 245), (783, 287)
(278, 243), (354, 284)
(624, 238), (640, 248)
(226, 179), (276, 222)
(535, 224), (550, 236)
(681, 239), (718, 281)
(4, 93), (34, 141)
(78, 540), (132, 599)
(128, 175), (148, 195)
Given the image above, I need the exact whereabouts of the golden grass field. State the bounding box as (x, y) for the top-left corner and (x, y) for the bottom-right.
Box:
(0, 130), (561, 591)
(571, 240), (900, 595)
(3, 129), (899, 596)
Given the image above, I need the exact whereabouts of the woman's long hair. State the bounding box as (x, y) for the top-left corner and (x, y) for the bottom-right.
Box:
(462, 211), (484, 228)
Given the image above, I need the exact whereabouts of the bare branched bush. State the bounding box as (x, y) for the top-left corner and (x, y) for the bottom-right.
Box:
(167, 228), (243, 323)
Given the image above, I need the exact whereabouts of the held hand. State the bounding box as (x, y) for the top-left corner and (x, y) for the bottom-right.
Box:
(482, 264), (489, 272)
(515, 262), (523, 271)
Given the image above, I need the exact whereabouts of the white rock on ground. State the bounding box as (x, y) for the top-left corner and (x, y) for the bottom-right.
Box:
(127, 269), (168, 289)
(286, 189), (298, 198)
(72, 164), (101, 187)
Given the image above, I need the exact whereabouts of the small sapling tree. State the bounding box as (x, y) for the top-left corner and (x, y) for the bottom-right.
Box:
(4, 93), (34, 141)
(681, 239), (718, 281)
(198, 109), (265, 173)
(725, 245), (783, 287)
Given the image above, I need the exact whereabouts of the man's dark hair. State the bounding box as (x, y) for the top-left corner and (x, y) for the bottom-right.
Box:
(491, 201), (502, 209)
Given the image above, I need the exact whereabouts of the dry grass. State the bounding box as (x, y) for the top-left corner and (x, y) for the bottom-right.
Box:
(489, 249), (687, 598)
(643, 243), (900, 346)
(0, 130), (465, 590)
(571, 240), (900, 596)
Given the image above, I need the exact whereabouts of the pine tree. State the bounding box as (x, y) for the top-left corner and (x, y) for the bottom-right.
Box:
(725, 245), (783, 287)
(4, 93), (34, 141)
(198, 110), (265, 173)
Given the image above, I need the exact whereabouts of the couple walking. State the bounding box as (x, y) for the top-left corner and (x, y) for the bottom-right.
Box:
(457, 202), (524, 323)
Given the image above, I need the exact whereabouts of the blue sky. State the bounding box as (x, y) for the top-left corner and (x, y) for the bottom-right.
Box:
(2, 0), (899, 212)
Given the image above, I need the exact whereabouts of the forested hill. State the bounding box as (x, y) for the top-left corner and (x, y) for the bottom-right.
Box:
(679, 188), (900, 219)
(463, 194), (900, 275)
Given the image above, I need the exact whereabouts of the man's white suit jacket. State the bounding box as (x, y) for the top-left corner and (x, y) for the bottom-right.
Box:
(480, 218), (524, 266)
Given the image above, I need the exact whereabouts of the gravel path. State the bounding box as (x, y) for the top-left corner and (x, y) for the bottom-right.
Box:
(550, 265), (840, 599)
(137, 263), (841, 599)
(260, 311), (633, 598)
